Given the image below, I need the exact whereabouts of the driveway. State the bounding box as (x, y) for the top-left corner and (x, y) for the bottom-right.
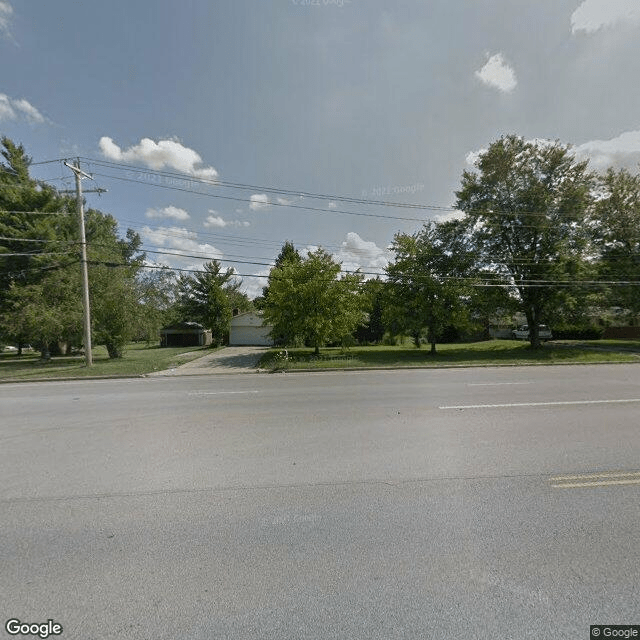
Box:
(146, 346), (269, 376)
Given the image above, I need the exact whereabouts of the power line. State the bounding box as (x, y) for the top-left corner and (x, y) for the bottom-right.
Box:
(80, 157), (448, 211)
(87, 171), (429, 222)
(0, 210), (73, 215)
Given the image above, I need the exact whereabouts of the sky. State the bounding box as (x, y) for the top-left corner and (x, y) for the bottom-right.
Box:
(2, 0), (640, 297)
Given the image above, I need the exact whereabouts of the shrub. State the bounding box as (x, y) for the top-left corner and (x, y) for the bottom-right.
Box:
(552, 325), (604, 340)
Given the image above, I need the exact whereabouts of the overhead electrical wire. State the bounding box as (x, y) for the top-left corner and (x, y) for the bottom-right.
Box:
(28, 155), (596, 219)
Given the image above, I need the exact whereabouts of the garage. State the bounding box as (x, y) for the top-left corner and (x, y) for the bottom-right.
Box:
(228, 312), (273, 346)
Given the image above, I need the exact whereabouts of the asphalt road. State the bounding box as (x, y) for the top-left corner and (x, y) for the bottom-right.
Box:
(1, 364), (639, 639)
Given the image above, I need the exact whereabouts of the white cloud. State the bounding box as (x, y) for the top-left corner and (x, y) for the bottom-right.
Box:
(327, 201), (337, 209)
(275, 197), (292, 206)
(0, 94), (15, 120)
(336, 232), (392, 275)
(0, 93), (46, 123)
(204, 214), (228, 228)
(572, 130), (640, 171)
(571, 0), (640, 34)
(99, 136), (219, 180)
(465, 148), (486, 167)
(475, 53), (517, 93)
(204, 211), (251, 228)
(141, 225), (223, 271)
(12, 98), (45, 123)
(434, 209), (467, 223)
(241, 267), (271, 300)
(249, 194), (270, 211)
(0, 2), (13, 38)
(145, 205), (190, 221)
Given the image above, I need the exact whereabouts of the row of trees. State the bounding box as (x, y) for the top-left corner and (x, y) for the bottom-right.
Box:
(2, 135), (639, 356)
(259, 136), (640, 351)
(0, 137), (250, 358)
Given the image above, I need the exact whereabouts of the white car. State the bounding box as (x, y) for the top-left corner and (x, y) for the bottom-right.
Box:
(512, 324), (552, 341)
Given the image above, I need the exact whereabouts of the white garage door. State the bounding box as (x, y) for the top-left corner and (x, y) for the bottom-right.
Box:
(229, 326), (272, 346)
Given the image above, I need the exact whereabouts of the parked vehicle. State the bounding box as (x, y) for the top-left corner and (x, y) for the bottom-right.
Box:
(512, 324), (553, 341)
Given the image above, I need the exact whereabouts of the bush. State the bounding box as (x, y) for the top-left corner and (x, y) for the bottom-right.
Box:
(552, 325), (604, 340)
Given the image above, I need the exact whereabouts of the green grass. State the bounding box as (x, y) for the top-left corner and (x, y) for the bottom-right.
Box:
(556, 339), (640, 351)
(2, 339), (638, 381)
(259, 339), (640, 371)
(0, 343), (219, 381)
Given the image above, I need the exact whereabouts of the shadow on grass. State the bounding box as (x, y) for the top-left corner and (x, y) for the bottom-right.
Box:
(0, 343), (213, 380)
(260, 340), (639, 370)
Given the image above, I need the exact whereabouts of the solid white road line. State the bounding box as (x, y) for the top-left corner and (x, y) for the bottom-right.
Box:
(439, 398), (640, 409)
(187, 391), (260, 396)
(467, 382), (535, 386)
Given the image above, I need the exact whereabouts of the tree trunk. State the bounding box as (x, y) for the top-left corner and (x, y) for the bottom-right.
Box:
(430, 340), (437, 355)
(314, 345), (320, 356)
(526, 308), (542, 349)
(106, 341), (124, 358)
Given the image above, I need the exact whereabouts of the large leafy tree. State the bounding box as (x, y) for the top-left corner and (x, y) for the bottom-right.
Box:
(0, 138), (78, 351)
(86, 210), (145, 358)
(256, 241), (302, 344)
(385, 220), (474, 353)
(456, 135), (594, 347)
(262, 247), (364, 354)
(592, 167), (640, 323)
(134, 268), (181, 343)
(0, 137), (146, 358)
(177, 260), (248, 346)
(353, 277), (386, 345)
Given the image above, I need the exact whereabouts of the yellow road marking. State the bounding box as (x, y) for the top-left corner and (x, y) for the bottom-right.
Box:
(550, 470), (640, 482)
(551, 478), (640, 489)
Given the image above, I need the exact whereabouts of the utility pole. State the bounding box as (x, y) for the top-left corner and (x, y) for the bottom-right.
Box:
(64, 159), (94, 367)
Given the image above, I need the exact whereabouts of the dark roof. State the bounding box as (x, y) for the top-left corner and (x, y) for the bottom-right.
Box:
(160, 322), (204, 331)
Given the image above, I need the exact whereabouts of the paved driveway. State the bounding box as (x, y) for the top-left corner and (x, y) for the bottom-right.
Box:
(146, 346), (269, 376)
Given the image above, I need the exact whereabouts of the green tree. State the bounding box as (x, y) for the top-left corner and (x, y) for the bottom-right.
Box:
(385, 221), (473, 353)
(2, 266), (83, 357)
(256, 241), (302, 344)
(592, 167), (640, 324)
(0, 138), (147, 358)
(353, 277), (386, 344)
(262, 247), (364, 354)
(84, 209), (145, 358)
(456, 135), (594, 347)
(133, 268), (181, 343)
(177, 260), (245, 346)
(0, 137), (78, 352)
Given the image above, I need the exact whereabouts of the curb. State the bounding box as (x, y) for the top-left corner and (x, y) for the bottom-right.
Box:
(0, 374), (147, 384)
(266, 358), (640, 374)
(2, 356), (638, 383)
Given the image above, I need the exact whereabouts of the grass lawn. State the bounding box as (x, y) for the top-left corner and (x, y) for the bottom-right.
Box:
(258, 339), (640, 371)
(0, 343), (219, 381)
(555, 339), (640, 351)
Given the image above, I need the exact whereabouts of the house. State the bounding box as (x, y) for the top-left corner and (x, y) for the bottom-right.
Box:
(160, 322), (212, 347)
(228, 311), (273, 346)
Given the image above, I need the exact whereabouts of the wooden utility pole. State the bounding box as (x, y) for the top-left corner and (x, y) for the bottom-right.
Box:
(64, 160), (94, 367)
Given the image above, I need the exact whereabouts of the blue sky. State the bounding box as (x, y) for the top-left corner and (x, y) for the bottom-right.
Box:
(2, 0), (640, 296)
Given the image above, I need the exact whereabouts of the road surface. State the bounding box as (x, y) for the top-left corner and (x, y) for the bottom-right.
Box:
(1, 364), (639, 639)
